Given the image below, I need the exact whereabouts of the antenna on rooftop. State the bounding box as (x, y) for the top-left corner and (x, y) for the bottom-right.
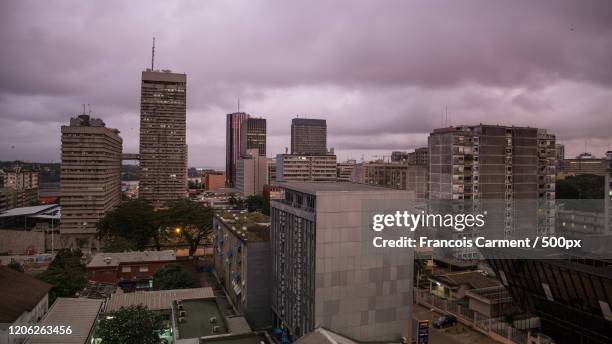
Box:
(151, 37), (156, 70)
(238, 97), (240, 112)
(88, 104), (91, 115)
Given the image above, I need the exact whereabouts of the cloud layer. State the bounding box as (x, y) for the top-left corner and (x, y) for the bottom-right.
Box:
(1, 0), (611, 166)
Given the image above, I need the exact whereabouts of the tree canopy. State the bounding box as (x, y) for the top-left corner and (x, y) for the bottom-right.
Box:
(158, 199), (214, 257)
(96, 305), (163, 344)
(97, 199), (161, 250)
(556, 174), (604, 199)
(37, 249), (86, 304)
(153, 263), (199, 290)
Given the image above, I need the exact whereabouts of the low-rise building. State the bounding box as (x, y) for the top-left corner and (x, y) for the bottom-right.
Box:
(0, 267), (52, 344)
(336, 159), (356, 182)
(204, 171), (226, 191)
(23, 298), (103, 344)
(213, 211), (271, 329)
(275, 154), (337, 182)
(557, 158), (607, 180)
(87, 250), (176, 290)
(351, 161), (407, 189)
(0, 165), (39, 212)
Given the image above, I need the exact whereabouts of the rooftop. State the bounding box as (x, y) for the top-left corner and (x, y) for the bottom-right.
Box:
(23, 298), (103, 344)
(197, 333), (270, 343)
(431, 270), (500, 290)
(105, 287), (215, 312)
(294, 327), (358, 344)
(0, 266), (52, 323)
(216, 211), (270, 242)
(176, 298), (228, 339)
(88, 250), (176, 268)
(0, 204), (59, 218)
(276, 181), (410, 194)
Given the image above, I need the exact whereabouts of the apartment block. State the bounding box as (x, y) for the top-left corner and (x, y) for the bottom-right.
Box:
(240, 118), (266, 156)
(139, 70), (188, 208)
(336, 159), (356, 182)
(405, 164), (428, 199)
(0, 165), (39, 212)
(60, 114), (122, 250)
(351, 161), (407, 190)
(408, 147), (429, 166)
(557, 158), (607, 180)
(267, 158), (276, 184)
(270, 182), (413, 342)
(291, 118), (327, 155)
(391, 151), (408, 162)
(236, 149), (268, 197)
(212, 211), (271, 329)
(275, 154), (337, 182)
(226, 112), (250, 188)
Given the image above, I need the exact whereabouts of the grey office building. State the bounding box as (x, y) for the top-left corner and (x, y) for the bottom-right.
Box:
(291, 118), (327, 155)
(270, 182), (413, 342)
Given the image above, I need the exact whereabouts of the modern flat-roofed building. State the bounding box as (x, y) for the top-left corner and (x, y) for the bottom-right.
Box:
(60, 114), (122, 251)
(213, 211), (271, 329)
(557, 158), (607, 180)
(270, 182), (413, 342)
(275, 154), (337, 182)
(139, 70), (188, 208)
(204, 171), (226, 191)
(226, 112), (250, 188)
(291, 118), (327, 155)
(240, 118), (266, 157)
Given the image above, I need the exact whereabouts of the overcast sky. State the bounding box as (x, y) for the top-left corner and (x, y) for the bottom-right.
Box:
(1, 0), (611, 167)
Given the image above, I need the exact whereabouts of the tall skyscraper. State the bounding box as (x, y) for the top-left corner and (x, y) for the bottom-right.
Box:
(139, 70), (187, 208)
(60, 114), (122, 251)
(240, 117), (266, 156)
(291, 118), (327, 155)
(226, 112), (249, 188)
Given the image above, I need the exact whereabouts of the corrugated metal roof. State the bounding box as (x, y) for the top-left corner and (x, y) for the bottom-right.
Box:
(0, 204), (59, 218)
(0, 266), (52, 323)
(88, 250), (176, 268)
(104, 287), (215, 312)
(24, 298), (103, 344)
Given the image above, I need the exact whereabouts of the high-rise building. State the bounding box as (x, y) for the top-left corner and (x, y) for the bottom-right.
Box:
(240, 118), (266, 156)
(60, 114), (122, 250)
(0, 165), (39, 212)
(267, 158), (276, 184)
(236, 149), (268, 197)
(275, 154), (337, 182)
(139, 70), (188, 208)
(291, 118), (327, 155)
(391, 151), (409, 162)
(555, 143), (565, 166)
(226, 112), (249, 188)
(270, 182), (413, 341)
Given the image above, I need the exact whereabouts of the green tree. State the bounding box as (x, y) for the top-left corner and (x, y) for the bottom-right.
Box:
(153, 263), (199, 290)
(37, 250), (86, 304)
(98, 199), (161, 251)
(159, 199), (214, 258)
(96, 305), (163, 344)
(245, 195), (265, 212)
(556, 174), (604, 199)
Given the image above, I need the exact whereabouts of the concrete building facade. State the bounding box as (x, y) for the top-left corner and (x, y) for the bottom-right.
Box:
(236, 149), (268, 197)
(351, 162), (407, 190)
(0, 166), (39, 212)
(60, 114), (122, 251)
(139, 70), (188, 208)
(270, 182), (414, 342)
(291, 118), (327, 155)
(226, 112), (250, 188)
(212, 211), (271, 329)
(336, 160), (356, 182)
(408, 147), (429, 166)
(276, 154), (337, 182)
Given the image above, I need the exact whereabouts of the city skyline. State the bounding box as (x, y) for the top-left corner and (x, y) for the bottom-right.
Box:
(1, 1), (612, 166)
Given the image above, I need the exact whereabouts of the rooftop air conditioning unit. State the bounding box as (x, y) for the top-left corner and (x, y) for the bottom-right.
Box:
(212, 326), (220, 333)
(179, 310), (186, 317)
(178, 316), (186, 323)
(209, 317), (217, 324)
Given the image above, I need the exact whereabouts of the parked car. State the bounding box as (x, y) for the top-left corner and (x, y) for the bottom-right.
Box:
(432, 314), (457, 328)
